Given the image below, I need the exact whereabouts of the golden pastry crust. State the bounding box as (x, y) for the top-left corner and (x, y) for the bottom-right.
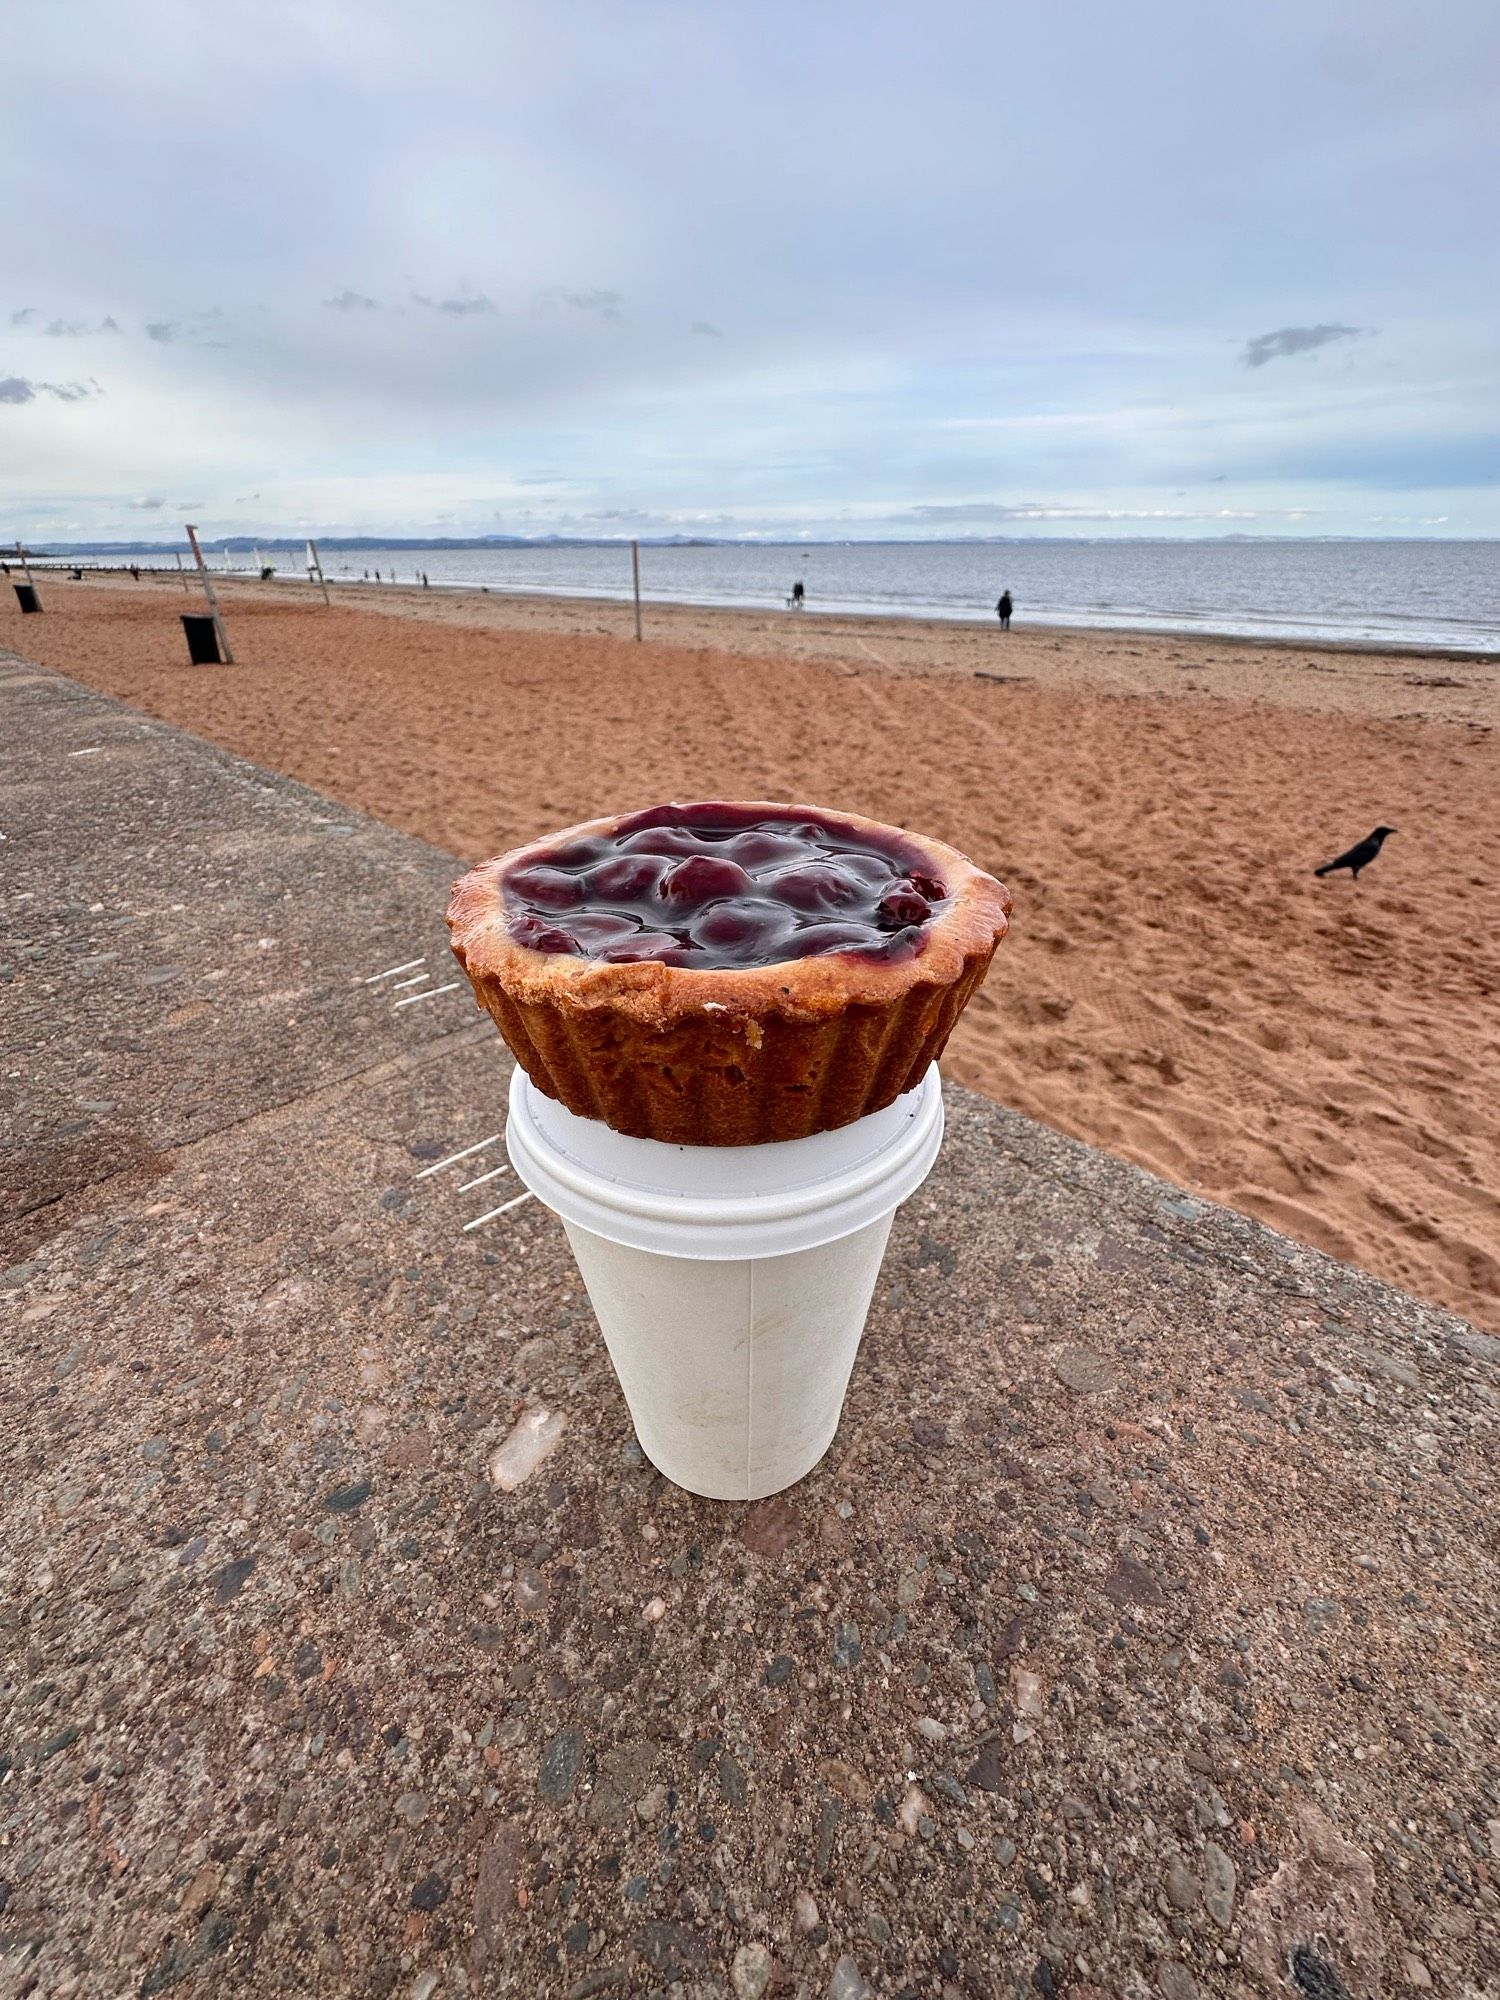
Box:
(447, 801), (1011, 1145)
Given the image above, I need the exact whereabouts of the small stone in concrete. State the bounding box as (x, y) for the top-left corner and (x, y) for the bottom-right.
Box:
(514, 1568), (548, 1612)
(1156, 1964), (1198, 2000)
(212, 1556), (256, 1604)
(635, 1922), (706, 1975)
(538, 1727), (586, 1804)
(828, 1958), (873, 2000)
(1303, 1596), (1344, 1632)
(395, 1792), (427, 1825)
(764, 1655), (794, 1688)
(384, 1431), (432, 1472)
(793, 1890), (820, 1934)
(323, 1480), (371, 1513)
(1288, 1949), (1354, 2000)
(827, 1760), (877, 1814)
(740, 1497), (804, 1558)
(1054, 1345), (1118, 1394)
(718, 1750), (748, 1806)
(490, 1407), (567, 1491)
(966, 1741), (1006, 1792)
(587, 1742), (658, 1828)
(409, 1873), (448, 1912)
(833, 1621), (862, 1668)
(731, 1941), (774, 2000)
(1164, 1857), (1197, 1909)
(568, 1975), (630, 2000)
(1101, 1554), (1166, 1608)
(1202, 1839), (1236, 1927)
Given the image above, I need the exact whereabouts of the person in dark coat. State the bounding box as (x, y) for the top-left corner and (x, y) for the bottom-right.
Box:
(790, 580), (805, 610)
(996, 590), (1013, 630)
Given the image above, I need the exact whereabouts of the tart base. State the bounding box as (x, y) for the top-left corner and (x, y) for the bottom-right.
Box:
(461, 937), (998, 1146)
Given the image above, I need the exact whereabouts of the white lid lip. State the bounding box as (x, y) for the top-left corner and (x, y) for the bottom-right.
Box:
(506, 1064), (945, 1260)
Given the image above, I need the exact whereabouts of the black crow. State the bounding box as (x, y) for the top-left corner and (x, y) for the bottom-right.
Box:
(1314, 825), (1397, 881)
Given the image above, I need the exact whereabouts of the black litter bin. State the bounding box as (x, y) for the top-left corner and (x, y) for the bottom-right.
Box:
(181, 613), (222, 665)
(14, 584), (40, 614)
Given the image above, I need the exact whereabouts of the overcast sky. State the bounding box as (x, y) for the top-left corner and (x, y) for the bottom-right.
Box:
(4, 0), (1497, 542)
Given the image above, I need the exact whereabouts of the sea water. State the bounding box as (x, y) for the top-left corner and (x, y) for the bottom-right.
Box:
(317, 538), (1500, 651)
(52, 538), (1500, 651)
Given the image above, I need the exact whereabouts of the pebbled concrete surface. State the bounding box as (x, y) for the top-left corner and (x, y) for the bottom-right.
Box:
(1, 653), (1496, 2000)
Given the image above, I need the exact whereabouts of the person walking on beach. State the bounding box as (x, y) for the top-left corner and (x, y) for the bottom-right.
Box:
(790, 579), (805, 610)
(996, 589), (1013, 630)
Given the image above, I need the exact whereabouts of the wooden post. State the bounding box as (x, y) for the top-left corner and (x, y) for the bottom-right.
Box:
(631, 539), (642, 642)
(184, 524), (234, 663)
(175, 550), (190, 592)
(307, 538), (332, 607)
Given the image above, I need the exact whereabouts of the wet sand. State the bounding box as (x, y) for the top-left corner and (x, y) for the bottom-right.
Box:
(10, 573), (1500, 1332)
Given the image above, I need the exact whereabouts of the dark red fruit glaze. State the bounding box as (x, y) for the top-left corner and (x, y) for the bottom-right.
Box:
(503, 803), (951, 969)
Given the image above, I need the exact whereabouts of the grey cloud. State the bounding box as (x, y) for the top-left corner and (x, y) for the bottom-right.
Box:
(1242, 323), (1363, 368)
(324, 290), (380, 311)
(130, 496), (168, 509)
(559, 288), (623, 321)
(45, 315), (120, 336)
(10, 307), (38, 326)
(411, 290), (494, 316)
(0, 374), (101, 404)
(145, 311), (229, 348)
(691, 320), (724, 338)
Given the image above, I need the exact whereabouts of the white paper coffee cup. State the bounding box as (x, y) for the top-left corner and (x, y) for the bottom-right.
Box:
(505, 1063), (944, 1500)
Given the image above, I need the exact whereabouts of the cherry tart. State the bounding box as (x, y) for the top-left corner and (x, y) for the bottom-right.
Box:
(448, 801), (1011, 1146)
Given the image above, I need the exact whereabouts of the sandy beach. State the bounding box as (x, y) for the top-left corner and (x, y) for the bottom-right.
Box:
(9, 573), (1499, 1333)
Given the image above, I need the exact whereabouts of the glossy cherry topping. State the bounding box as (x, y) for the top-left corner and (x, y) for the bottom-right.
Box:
(502, 803), (951, 969)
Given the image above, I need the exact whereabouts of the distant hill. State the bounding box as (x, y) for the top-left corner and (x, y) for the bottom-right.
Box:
(25, 534), (727, 555)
